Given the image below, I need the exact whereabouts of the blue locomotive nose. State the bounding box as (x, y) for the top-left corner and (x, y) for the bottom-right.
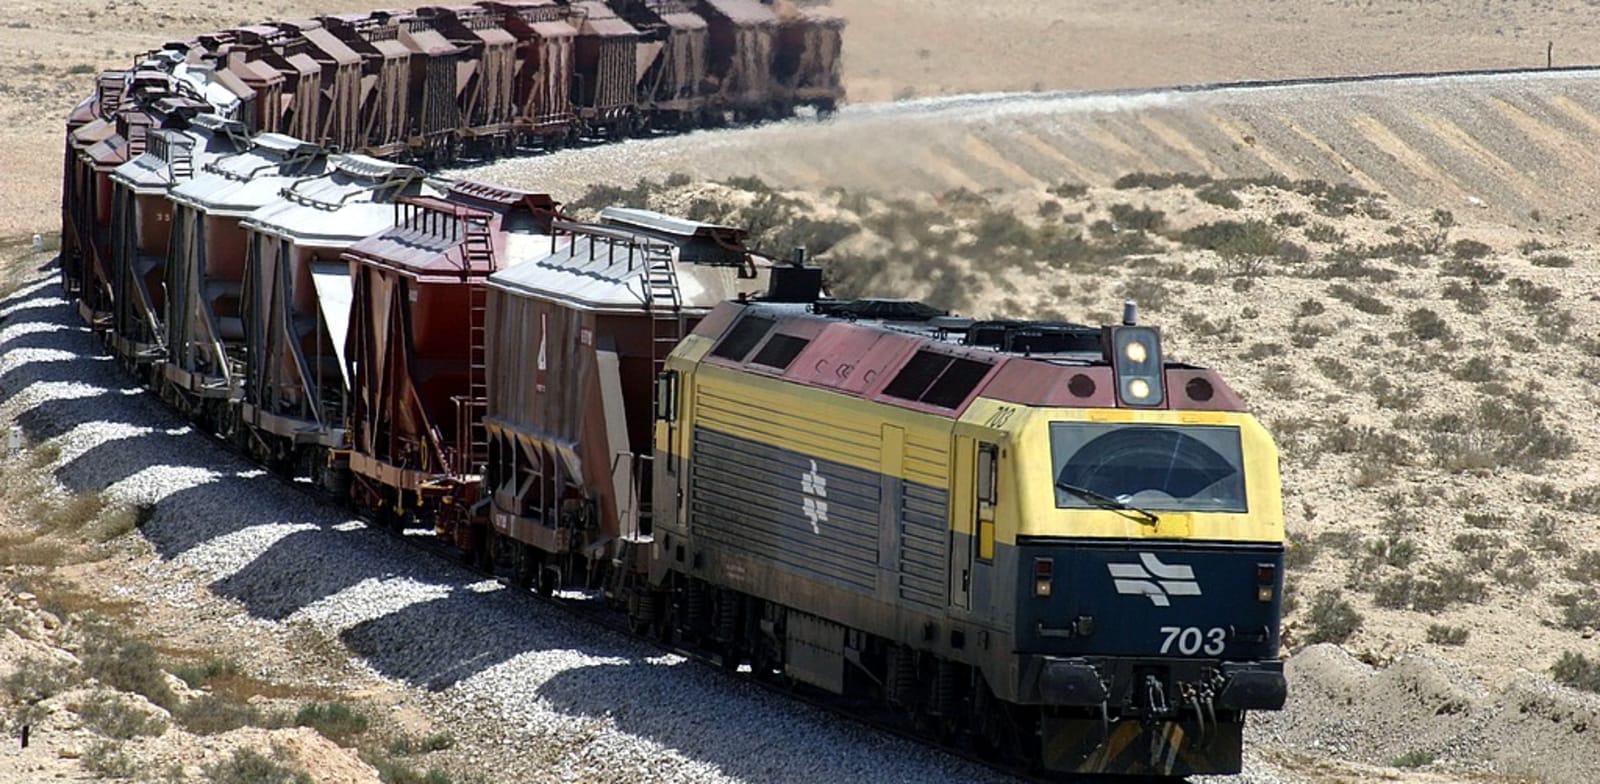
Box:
(1016, 541), (1284, 661)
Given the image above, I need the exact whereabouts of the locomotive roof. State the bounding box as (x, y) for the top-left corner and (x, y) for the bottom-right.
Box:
(169, 134), (329, 216)
(698, 300), (1243, 414)
(736, 299), (1114, 362)
(488, 222), (770, 314)
(241, 154), (438, 245)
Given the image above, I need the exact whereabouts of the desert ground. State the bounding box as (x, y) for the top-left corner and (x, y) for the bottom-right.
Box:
(5, 1), (1600, 782)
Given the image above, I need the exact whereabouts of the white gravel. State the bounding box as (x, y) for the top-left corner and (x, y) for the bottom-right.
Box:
(0, 277), (1037, 783)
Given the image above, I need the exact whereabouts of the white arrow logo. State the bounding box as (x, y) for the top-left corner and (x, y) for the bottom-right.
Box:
(801, 459), (828, 534)
(1107, 553), (1202, 607)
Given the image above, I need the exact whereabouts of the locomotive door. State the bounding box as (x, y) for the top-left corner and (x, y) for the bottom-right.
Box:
(949, 435), (975, 610)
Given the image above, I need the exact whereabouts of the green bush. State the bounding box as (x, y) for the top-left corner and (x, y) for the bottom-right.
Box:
(80, 628), (173, 710)
(295, 702), (369, 744)
(1425, 624), (1469, 646)
(1328, 283), (1391, 315)
(1404, 308), (1451, 342)
(1450, 239), (1492, 260)
(1531, 254), (1574, 268)
(1113, 172), (1211, 190)
(1302, 590), (1361, 645)
(79, 691), (168, 739)
(1197, 184), (1242, 209)
(1392, 749), (1436, 768)
(172, 657), (236, 689)
(1441, 280), (1488, 314)
(82, 740), (135, 778)
(1440, 258), (1504, 285)
(1107, 203), (1166, 234)
(1554, 589), (1600, 630)
(175, 695), (259, 735)
(1552, 651), (1600, 692)
(204, 749), (313, 784)
(1048, 181), (1089, 198)
(1506, 277), (1560, 309)
(389, 732), (456, 756)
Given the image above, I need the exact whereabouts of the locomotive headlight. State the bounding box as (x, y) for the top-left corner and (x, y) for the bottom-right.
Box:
(1033, 557), (1054, 598)
(1107, 325), (1164, 407)
(1257, 563), (1277, 602)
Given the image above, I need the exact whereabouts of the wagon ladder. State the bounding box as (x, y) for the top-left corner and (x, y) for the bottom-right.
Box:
(644, 245), (683, 376)
(456, 215), (494, 475)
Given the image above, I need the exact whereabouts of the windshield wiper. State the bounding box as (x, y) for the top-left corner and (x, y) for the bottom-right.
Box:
(1055, 481), (1160, 526)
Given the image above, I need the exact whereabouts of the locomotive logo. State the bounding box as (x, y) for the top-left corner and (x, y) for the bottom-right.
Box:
(1107, 553), (1202, 607)
(801, 460), (828, 534)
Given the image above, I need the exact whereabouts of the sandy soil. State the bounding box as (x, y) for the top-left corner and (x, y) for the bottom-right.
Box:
(8, 1), (1600, 782)
(14, 0), (1600, 235)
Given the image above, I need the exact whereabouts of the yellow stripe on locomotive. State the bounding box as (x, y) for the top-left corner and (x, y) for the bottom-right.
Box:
(650, 299), (1287, 778)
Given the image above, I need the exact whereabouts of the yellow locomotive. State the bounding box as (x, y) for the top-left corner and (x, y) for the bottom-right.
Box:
(643, 297), (1286, 777)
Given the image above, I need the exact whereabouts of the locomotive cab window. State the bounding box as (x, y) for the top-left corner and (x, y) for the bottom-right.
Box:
(750, 333), (809, 371)
(1050, 423), (1247, 513)
(883, 350), (993, 408)
(710, 315), (775, 361)
(654, 370), (678, 422)
(976, 442), (998, 562)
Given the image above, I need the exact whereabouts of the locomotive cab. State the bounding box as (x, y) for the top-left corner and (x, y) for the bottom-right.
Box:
(950, 320), (1287, 776)
(652, 299), (1287, 778)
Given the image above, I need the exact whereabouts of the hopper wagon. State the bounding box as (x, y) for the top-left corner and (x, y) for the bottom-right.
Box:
(484, 0), (579, 145)
(696, 0), (779, 118)
(420, 5), (520, 155)
(107, 112), (244, 374)
(343, 182), (558, 535)
(397, 13), (469, 161)
(774, 4), (844, 113)
(569, 0), (641, 135)
(618, 0), (710, 128)
(319, 12), (416, 157)
(61, 72), (132, 312)
(236, 155), (437, 477)
(478, 208), (774, 591)
(160, 133), (330, 421)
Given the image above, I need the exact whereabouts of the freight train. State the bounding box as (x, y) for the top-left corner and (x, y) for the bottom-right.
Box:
(56, 4), (1286, 777)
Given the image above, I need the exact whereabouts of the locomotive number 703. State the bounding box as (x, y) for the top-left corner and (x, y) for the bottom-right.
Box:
(1158, 626), (1226, 655)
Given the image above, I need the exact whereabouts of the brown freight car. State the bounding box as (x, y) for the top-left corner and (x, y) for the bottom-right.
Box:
(773, 4), (845, 112)
(319, 12), (415, 157)
(343, 184), (556, 536)
(569, 0), (641, 135)
(108, 113), (242, 375)
(420, 6), (520, 154)
(481, 0), (577, 145)
(397, 13), (468, 161)
(280, 21), (365, 152)
(76, 106), (157, 331)
(479, 208), (772, 591)
(162, 133), (329, 419)
(618, 0), (709, 128)
(237, 155), (437, 476)
(695, 0), (779, 118)
(61, 72), (129, 308)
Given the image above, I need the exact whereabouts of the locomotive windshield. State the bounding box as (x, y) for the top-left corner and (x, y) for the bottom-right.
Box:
(1050, 423), (1247, 513)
